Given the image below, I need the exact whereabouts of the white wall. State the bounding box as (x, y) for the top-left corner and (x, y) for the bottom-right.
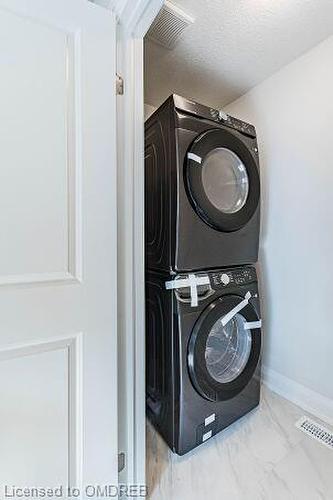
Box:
(226, 35), (333, 422)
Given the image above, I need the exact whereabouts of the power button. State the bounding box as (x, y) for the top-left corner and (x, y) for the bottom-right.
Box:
(221, 273), (230, 285)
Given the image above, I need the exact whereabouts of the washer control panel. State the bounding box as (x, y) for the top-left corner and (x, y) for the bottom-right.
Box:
(210, 267), (257, 288)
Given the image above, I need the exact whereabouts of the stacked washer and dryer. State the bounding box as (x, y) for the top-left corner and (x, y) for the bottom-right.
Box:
(145, 95), (262, 455)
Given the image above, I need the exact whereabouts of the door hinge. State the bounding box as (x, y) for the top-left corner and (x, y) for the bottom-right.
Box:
(116, 74), (124, 95)
(118, 452), (126, 473)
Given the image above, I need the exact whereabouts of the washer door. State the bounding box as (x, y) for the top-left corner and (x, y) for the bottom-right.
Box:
(185, 128), (260, 232)
(188, 295), (261, 401)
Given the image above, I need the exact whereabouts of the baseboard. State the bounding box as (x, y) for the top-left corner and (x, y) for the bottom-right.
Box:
(262, 366), (333, 427)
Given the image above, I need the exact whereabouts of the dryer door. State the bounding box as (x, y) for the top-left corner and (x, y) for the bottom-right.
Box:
(185, 128), (260, 232)
(188, 294), (261, 401)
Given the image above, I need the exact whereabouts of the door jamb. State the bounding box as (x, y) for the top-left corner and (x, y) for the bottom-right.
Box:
(116, 1), (162, 486)
(102, 0), (163, 488)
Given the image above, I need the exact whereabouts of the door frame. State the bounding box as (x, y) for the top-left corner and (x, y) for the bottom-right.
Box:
(93, 0), (163, 488)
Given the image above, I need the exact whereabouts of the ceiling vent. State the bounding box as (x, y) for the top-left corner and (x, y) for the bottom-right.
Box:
(146, 1), (194, 50)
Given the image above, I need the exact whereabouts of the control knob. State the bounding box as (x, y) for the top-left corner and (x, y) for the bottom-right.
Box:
(221, 273), (230, 285)
(218, 110), (228, 121)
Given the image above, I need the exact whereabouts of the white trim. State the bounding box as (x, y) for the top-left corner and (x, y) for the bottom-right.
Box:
(115, 0), (163, 489)
(94, 0), (163, 487)
(93, 0), (162, 35)
(132, 36), (146, 485)
(263, 366), (333, 427)
(0, 271), (80, 287)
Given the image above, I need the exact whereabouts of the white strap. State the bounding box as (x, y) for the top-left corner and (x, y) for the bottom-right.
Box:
(187, 152), (202, 164)
(188, 273), (198, 307)
(165, 274), (210, 307)
(244, 320), (262, 330)
(165, 278), (191, 290)
(221, 291), (252, 327)
(165, 275), (210, 290)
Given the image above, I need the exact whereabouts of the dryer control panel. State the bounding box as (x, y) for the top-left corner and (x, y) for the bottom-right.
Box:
(173, 94), (256, 138)
(210, 267), (257, 288)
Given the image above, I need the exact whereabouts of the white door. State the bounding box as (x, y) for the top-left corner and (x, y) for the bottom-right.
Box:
(0, 0), (118, 496)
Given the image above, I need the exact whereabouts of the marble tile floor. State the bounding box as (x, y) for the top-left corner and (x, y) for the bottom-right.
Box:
(146, 386), (333, 500)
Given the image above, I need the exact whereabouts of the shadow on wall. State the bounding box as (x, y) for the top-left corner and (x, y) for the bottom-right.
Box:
(224, 85), (283, 382)
(226, 34), (333, 423)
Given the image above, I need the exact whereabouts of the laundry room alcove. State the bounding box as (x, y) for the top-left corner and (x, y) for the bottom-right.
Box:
(143, 2), (264, 497)
(142, 1), (333, 499)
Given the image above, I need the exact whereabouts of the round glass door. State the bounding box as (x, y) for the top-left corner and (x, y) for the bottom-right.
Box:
(186, 128), (260, 232)
(188, 295), (261, 402)
(202, 148), (249, 214)
(205, 313), (252, 384)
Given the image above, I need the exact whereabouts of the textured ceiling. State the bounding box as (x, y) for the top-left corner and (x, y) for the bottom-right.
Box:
(144, 0), (333, 108)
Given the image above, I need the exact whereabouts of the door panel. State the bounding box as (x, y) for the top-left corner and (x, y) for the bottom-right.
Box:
(0, 8), (78, 284)
(0, 0), (117, 492)
(0, 348), (68, 486)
